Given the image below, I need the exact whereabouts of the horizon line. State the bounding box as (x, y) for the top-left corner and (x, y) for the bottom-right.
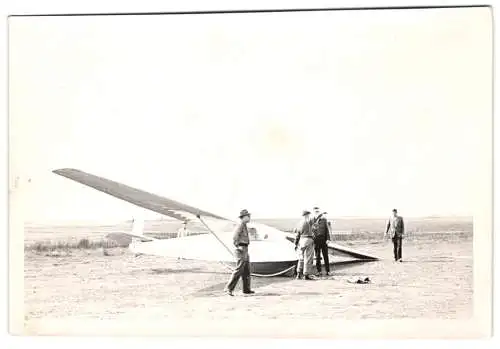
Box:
(24, 215), (474, 225)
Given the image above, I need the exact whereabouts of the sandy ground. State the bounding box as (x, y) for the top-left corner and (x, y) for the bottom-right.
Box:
(23, 234), (472, 335)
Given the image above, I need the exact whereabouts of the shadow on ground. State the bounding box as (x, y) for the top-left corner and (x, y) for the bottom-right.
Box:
(150, 267), (228, 275)
(190, 276), (295, 298)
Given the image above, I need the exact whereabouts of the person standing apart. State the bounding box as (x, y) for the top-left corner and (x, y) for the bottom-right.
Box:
(311, 207), (331, 276)
(175, 221), (190, 260)
(224, 209), (255, 296)
(384, 209), (405, 262)
(177, 221), (189, 238)
(294, 210), (316, 280)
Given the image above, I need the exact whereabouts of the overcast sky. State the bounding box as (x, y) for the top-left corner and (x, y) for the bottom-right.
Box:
(9, 7), (492, 223)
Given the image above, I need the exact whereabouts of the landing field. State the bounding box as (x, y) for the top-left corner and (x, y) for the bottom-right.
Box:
(23, 227), (473, 335)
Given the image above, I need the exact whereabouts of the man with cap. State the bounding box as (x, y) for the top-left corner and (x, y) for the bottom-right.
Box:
(294, 210), (315, 280)
(311, 207), (331, 276)
(224, 209), (255, 296)
(384, 209), (405, 262)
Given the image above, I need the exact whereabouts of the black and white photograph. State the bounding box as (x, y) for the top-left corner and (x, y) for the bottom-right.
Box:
(8, 3), (493, 338)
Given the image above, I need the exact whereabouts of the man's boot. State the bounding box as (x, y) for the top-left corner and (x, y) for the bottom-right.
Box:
(242, 276), (254, 294)
(315, 263), (322, 276)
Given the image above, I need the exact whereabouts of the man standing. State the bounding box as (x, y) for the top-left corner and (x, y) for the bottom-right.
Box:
(175, 221), (189, 260)
(294, 210), (315, 280)
(311, 207), (331, 276)
(176, 221), (189, 238)
(224, 209), (255, 296)
(385, 209), (405, 262)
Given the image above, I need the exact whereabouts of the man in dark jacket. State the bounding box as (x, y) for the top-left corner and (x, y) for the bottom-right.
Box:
(384, 208), (405, 262)
(312, 207), (331, 276)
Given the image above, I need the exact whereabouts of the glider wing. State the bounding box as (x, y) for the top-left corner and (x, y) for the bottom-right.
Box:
(53, 168), (231, 224)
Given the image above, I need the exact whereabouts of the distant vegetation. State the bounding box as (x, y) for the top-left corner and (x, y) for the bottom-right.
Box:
(258, 217), (473, 234)
(24, 216), (473, 253)
(25, 238), (129, 253)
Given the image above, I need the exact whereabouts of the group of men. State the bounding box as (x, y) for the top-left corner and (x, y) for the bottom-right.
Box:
(293, 206), (332, 280)
(223, 207), (405, 296)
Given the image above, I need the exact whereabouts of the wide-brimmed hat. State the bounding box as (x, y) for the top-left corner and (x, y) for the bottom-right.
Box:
(239, 209), (251, 218)
(302, 210), (311, 216)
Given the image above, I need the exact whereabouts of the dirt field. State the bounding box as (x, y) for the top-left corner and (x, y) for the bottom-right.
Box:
(23, 233), (473, 335)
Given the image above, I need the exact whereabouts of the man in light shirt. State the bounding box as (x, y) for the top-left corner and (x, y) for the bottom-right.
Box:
(177, 221), (189, 238)
(224, 209), (255, 296)
(294, 210), (316, 280)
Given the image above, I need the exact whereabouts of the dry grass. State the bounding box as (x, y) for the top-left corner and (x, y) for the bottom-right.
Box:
(24, 231), (472, 256)
(21, 218), (474, 335)
(23, 224), (472, 262)
(262, 217), (473, 234)
(24, 238), (129, 254)
(24, 217), (473, 244)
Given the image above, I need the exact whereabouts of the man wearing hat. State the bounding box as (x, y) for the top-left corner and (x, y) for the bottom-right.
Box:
(224, 209), (255, 296)
(311, 207), (331, 276)
(294, 210), (315, 280)
(384, 209), (405, 262)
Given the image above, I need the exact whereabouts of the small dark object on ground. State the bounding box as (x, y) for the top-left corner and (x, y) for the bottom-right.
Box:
(348, 277), (371, 284)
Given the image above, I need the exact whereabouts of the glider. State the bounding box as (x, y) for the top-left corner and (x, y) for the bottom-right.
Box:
(52, 168), (379, 277)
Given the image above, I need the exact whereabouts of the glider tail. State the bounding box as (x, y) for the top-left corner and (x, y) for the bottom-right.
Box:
(105, 216), (157, 246)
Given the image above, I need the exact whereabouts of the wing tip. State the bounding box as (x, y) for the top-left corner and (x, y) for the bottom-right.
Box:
(52, 168), (80, 176)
